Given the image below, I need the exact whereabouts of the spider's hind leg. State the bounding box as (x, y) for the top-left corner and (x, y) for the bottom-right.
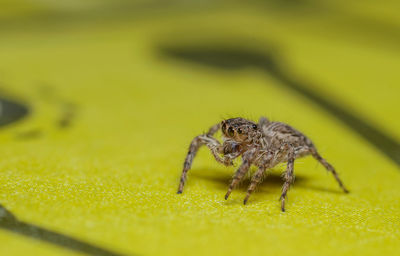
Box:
(280, 144), (296, 212)
(258, 116), (270, 127)
(309, 147), (349, 193)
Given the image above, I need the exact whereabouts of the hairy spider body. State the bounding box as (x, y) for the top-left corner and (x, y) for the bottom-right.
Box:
(177, 117), (348, 211)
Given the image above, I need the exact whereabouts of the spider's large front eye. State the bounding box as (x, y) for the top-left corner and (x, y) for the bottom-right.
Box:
(237, 128), (243, 134)
(227, 127), (235, 137)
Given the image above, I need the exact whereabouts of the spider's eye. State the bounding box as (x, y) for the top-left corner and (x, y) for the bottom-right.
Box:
(252, 124), (258, 130)
(227, 127), (235, 137)
(237, 128), (243, 134)
(222, 123), (226, 131)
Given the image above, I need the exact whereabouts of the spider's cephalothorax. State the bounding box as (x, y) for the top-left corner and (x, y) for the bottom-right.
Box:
(221, 118), (260, 143)
(177, 117), (349, 212)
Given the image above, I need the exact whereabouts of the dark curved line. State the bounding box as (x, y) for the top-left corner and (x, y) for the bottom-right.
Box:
(270, 67), (400, 166)
(0, 204), (128, 256)
(159, 45), (400, 166)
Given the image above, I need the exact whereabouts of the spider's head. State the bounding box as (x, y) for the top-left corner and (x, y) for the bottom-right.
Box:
(221, 118), (258, 143)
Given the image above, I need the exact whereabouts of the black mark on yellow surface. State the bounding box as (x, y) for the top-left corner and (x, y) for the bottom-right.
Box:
(160, 45), (400, 166)
(0, 204), (127, 256)
(0, 97), (29, 128)
(38, 85), (78, 130)
(58, 102), (77, 129)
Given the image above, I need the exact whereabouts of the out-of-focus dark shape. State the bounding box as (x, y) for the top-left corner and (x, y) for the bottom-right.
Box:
(15, 129), (43, 140)
(160, 44), (400, 166)
(38, 85), (78, 129)
(0, 97), (29, 128)
(58, 102), (77, 129)
(1, 1), (400, 50)
(0, 204), (128, 256)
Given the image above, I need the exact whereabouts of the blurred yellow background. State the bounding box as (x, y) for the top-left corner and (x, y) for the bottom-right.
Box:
(0, 1), (399, 256)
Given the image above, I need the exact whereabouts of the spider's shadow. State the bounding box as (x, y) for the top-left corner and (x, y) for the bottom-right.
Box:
(190, 168), (343, 196)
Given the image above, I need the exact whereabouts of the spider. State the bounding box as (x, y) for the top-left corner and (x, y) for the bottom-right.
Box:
(177, 117), (349, 211)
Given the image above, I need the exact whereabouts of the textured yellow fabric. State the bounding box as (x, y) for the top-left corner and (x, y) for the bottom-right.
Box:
(0, 1), (399, 256)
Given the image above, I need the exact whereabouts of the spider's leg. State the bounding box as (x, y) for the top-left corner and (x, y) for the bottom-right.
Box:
(242, 150), (273, 204)
(258, 117), (269, 136)
(309, 147), (349, 193)
(224, 149), (256, 200)
(279, 145), (296, 212)
(178, 123), (231, 194)
(243, 166), (267, 205)
(206, 123), (220, 136)
(258, 116), (270, 128)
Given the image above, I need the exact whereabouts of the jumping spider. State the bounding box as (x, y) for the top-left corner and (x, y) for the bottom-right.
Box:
(177, 117), (349, 211)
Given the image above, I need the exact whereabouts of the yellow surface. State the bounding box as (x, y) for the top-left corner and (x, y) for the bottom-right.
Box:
(0, 1), (399, 256)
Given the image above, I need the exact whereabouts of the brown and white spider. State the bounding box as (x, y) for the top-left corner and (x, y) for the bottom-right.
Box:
(177, 117), (349, 211)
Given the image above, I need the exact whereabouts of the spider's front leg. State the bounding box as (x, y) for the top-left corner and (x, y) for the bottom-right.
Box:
(242, 152), (273, 204)
(225, 148), (257, 200)
(177, 123), (233, 194)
